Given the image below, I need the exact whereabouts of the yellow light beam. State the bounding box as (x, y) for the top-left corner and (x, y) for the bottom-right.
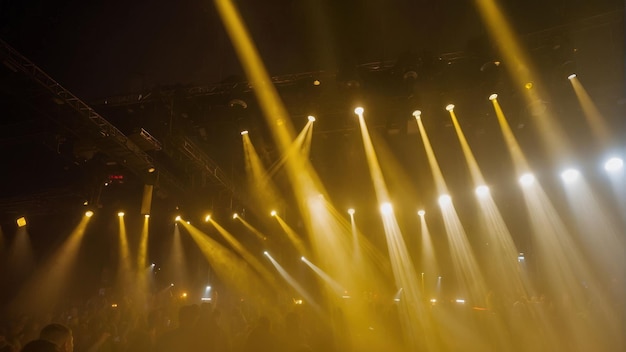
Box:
(490, 99), (530, 174)
(264, 252), (320, 312)
(10, 214), (92, 315)
(274, 214), (309, 256)
(447, 109), (485, 186)
(181, 221), (274, 303)
(117, 214), (132, 289)
(473, 0), (569, 158)
(206, 218), (276, 286)
(414, 113), (448, 194)
(235, 215), (268, 242)
(301, 256), (345, 295)
(568, 76), (612, 144)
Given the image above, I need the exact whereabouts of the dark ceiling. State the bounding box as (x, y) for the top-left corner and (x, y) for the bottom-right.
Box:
(0, 0), (624, 249)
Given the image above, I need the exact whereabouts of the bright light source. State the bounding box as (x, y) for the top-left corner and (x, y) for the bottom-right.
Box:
(232, 213), (238, 219)
(430, 299), (437, 303)
(354, 107), (364, 115)
(85, 211), (94, 218)
(301, 256), (306, 261)
(438, 194), (452, 206)
(263, 251), (269, 256)
(186, 221), (190, 225)
(181, 292), (188, 298)
(151, 263), (156, 267)
(604, 157), (623, 172)
(307, 115), (316, 122)
(170, 283), (174, 287)
(412, 110), (422, 118)
(148, 167), (156, 173)
(313, 79), (321, 86)
(455, 299), (465, 304)
(111, 303), (118, 308)
(567, 73), (577, 80)
(240, 130), (249, 135)
(524, 82), (533, 90)
(16, 217), (26, 227)
(175, 215), (182, 222)
(294, 299), (303, 305)
(380, 202), (393, 215)
(348, 208), (355, 215)
(475, 185), (490, 197)
(83, 201), (89, 206)
(270, 210), (277, 217)
(445, 104), (455, 111)
(204, 214), (211, 222)
(517, 253), (525, 262)
(560, 168), (580, 183)
(519, 173), (536, 187)
(488, 93), (498, 101)
(417, 210), (425, 217)
(117, 212), (125, 217)
(206, 286), (211, 290)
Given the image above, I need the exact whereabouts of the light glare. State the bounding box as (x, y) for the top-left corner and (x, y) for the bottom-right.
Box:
(307, 115), (316, 122)
(519, 173), (536, 187)
(175, 215), (182, 222)
(417, 210), (425, 217)
(270, 210), (277, 217)
(233, 213), (238, 219)
(412, 110), (422, 118)
(85, 211), (94, 218)
(117, 212), (125, 217)
(568, 73), (577, 80)
(475, 185), (490, 197)
(347, 208), (355, 215)
(354, 107), (364, 115)
(380, 202), (393, 215)
(438, 194), (452, 206)
(16, 217), (27, 227)
(240, 130), (249, 135)
(445, 104), (455, 111)
(604, 157), (623, 172)
(560, 168), (580, 183)
(488, 93), (498, 101)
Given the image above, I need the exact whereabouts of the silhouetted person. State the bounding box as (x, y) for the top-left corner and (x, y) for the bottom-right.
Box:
(39, 324), (72, 352)
(156, 305), (201, 352)
(20, 339), (57, 352)
(243, 316), (276, 352)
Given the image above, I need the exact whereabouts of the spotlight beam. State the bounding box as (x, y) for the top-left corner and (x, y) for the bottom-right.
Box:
(265, 252), (320, 312)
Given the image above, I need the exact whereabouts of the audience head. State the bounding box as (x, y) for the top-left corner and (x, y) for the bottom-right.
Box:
(20, 339), (58, 352)
(39, 324), (72, 352)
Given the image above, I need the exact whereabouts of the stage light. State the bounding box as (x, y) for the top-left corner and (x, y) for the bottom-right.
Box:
(175, 215), (182, 222)
(475, 185), (490, 197)
(488, 93), (498, 101)
(117, 212), (125, 217)
(301, 256), (305, 261)
(417, 210), (425, 217)
(16, 217), (26, 227)
(270, 210), (277, 217)
(438, 194), (452, 206)
(604, 157), (623, 172)
(186, 221), (190, 225)
(232, 213), (238, 219)
(313, 79), (321, 86)
(206, 286), (211, 290)
(240, 130), (249, 135)
(170, 283), (174, 287)
(354, 107), (364, 115)
(348, 208), (355, 215)
(412, 110), (422, 119)
(263, 251), (269, 256)
(85, 211), (94, 218)
(567, 73), (577, 80)
(204, 214), (211, 222)
(83, 201), (89, 206)
(519, 173), (536, 187)
(181, 292), (188, 298)
(445, 104), (455, 111)
(148, 167), (156, 173)
(524, 82), (533, 89)
(455, 299), (465, 304)
(151, 263), (156, 267)
(380, 202), (393, 215)
(307, 115), (316, 122)
(560, 168), (580, 183)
